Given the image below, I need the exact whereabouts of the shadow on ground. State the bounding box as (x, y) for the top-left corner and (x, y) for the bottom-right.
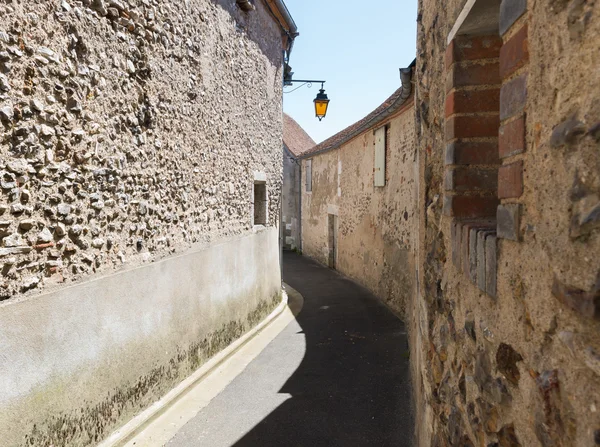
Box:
(232, 252), (414, 446)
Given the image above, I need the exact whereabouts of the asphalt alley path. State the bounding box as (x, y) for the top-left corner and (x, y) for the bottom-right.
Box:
(167, 251), (414, 447)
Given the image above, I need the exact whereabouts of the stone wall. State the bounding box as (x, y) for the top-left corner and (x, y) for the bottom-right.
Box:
(0, 0), (286, 444)
(282, 144), (300, 250)
(0, 228), (282, 447)
(301, 103), (417, 316)
(0, 0), (284, 299)
(413, 0), (600, 445)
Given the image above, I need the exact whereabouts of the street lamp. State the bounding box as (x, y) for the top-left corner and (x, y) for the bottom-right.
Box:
(284, 75), (330, 121)
(313, 85), (330, 121)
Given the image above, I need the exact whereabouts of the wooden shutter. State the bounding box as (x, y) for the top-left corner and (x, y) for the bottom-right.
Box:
(374, 127), (386, 187)
(306, 159), (312, 192)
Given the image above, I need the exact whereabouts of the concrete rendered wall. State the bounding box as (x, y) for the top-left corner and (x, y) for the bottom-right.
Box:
(414, 0), (600, 445)
(301, 148), (337, 263)
(0, 228), (281, 446)
(0, 0), (285, 444)
(302, 105), (416, 316)
(282, 145), (300, 250)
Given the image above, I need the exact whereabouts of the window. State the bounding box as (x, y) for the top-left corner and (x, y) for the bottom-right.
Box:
(236, 0), (254, 12)
(374, 126), (386, 187)
(253, 182), (267, 225)
(305, 159), (312, 192)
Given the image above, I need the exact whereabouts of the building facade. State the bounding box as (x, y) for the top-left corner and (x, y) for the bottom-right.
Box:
(282, 113), (315, 251)
(0, 0), (295, 445)
(412, 0), (600, 445)
(297, 1), (600, 444)
(300, 66), (417, 316)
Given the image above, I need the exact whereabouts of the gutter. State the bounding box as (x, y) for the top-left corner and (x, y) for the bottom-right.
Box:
(299, 59), (416, 160)
(271, 0), (298, 36)
(263, 0), (299, 59)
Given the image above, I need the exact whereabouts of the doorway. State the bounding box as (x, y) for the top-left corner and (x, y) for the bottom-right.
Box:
(328, 214), (337, 269)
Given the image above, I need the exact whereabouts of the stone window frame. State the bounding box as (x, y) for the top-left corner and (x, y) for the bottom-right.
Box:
(444, 0), (528, 298)
(252, 171), (268, 227)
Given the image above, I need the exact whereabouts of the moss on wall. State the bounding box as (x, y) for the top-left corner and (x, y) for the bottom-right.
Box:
(22, 292), (280, 447)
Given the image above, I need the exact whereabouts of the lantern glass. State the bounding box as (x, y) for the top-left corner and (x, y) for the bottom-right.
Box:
(314, 88), (330, 121)
(314, 99), (329, 120)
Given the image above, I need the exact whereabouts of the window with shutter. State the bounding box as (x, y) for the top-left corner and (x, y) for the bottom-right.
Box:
(374, 126), (386, 187)
(306, 159), (312, 192)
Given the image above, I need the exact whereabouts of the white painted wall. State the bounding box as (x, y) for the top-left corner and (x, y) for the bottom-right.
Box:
(0, 228), (281, 446)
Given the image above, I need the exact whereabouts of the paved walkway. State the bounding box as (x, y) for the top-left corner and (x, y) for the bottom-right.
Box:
(167, 252), (414, 446)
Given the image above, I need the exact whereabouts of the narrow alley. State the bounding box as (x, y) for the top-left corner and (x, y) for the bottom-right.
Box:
(1, 0), (599, 445)
(165, 252), (413, 446)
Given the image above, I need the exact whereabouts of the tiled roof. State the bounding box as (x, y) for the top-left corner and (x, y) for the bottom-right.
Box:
(283, 113), (316, 157)
(300, 63), (415, 159)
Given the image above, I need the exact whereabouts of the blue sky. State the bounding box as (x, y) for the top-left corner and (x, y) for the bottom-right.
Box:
(282, 0), (418, 144)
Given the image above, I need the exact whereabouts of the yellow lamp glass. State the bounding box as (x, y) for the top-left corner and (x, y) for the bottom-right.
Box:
(314, 99), (329, 121)
(314, 88), (330, 121)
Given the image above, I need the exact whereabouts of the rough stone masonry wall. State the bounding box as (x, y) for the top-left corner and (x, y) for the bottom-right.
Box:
(282, 145), (300, 250)
(0, 0), (285, 445)
(414, 0), (600, 446)
(301, 146), (337, 262)
(302, 106), (417, 316)
(0, 0), (284, 301)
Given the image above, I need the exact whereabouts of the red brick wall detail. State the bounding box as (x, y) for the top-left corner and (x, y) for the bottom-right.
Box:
(445, 142), (500, 166)
(444, 34), (502, 221)
(500, 73), (527, 121)
(447, 62), (501, 92)
(499, 116), (526, 158)
(446, 115), (500, 140)
(444, 195), (499, 218)
(498, 161), (524, 199)
(445, 168), (498, 192)
(500, 25), (529, 78)
(445, 89), (501, 117)
(446, 35), (503, 69)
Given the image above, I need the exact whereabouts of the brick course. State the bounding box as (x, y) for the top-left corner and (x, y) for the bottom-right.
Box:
(446, 62), (502, 93)
(445, 168), (499, 192)
(445, 89), (501, 117)
(443, 195), (500, 218)
(498, 161), (524, 199)
(497, 203), (521, 240)
(446, 35), (504, 69)
(485, 234), (498, 297)
(476, 231), (494, 291)
(451, 220), (497, 295)
(500, 25), (529, 78)
(452, 221), (462, 268)
(446, 115), (501, 140)
(500, 74), (527, 120)
(499, 116), (526, 158)
(445, 141), (500, 166)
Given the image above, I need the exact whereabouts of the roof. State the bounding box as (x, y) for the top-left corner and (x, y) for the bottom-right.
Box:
(283, 114), (316, 157)
(300, 62), (416, 159)
(264, 0), (298, 37)
(262, 0), (298, 60)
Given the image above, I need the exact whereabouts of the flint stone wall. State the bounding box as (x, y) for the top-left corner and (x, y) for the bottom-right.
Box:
(413, 0), (600, 445)
(0, 0), (285, 445)
(0, 0), (284, 300)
